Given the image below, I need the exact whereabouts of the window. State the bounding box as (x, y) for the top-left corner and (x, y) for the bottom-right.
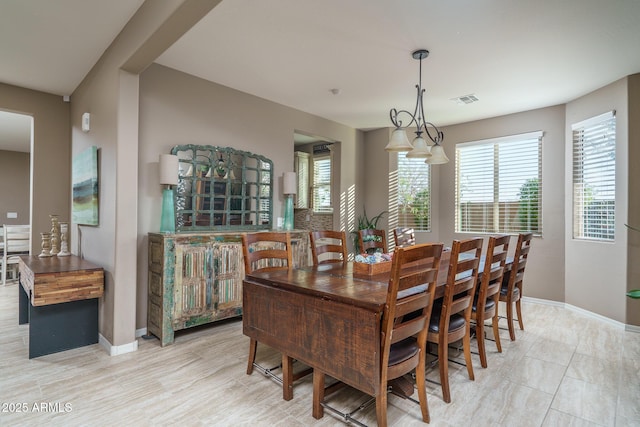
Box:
(455, 131), (542, 235)
(397, 153), (431, 231)
(572, 111), (616, 241)
(312, 156), (332, 213)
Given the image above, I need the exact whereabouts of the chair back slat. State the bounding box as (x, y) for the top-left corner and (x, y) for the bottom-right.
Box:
(478, 234), (510, 305)
(242, 232), (293, 274)
(310, 230), (348, 265)
(358, 229), (387, 254)
(393, 227), (415, 248)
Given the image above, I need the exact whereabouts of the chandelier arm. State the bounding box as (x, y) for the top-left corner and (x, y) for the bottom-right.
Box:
(390, 108), (418, 130)
(423, 122), (444, 144)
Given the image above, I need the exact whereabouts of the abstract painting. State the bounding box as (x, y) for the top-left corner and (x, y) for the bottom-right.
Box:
(72, 146), (99, 225)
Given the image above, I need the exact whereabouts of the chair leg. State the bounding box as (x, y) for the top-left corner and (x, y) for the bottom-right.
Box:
(415, 351), (430, 423)
(463, 324), (475, 381)
(312, 370), (325, 419)
(491, 314), (502, 353)
(516, 298), (524, 331)
(476, 320), (488, 369)
(282, 354), (293, 401)
(247, 338), (257, 374)
(438, 338), (451, 403)
(506, 302), (516, 341)
(375, 389), (388, 427)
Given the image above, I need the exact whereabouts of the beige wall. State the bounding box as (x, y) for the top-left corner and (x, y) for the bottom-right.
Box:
(0, 150), (30, 226)
(438, 106), (566, 302)
(136, 63), (364, 328)
(565, 78), (629, 323)
(70, 1), (221, 346)
(0, 83), (70, 253)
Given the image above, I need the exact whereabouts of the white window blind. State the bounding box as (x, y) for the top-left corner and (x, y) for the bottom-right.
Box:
(397, 153), (431, 231)
(572, 111), (616, 241)
(312, 156), (332, 213)
(455, 131), (542, 235)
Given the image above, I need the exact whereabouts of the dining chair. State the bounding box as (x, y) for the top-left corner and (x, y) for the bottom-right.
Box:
(313, 242), (443, 427)
(499, 232), (533, 341)
(358, 228), (387, 254)
(2, 224), (30, 285)
(393, 227), (415, 248)
(241, 231), (310, 400)
(471, 234), (510, 368)
(427, 237), (482, 403)
(309, 230), (348, 265)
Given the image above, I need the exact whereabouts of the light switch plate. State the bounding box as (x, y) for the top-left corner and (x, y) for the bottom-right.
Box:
(7, 212), (17, 218)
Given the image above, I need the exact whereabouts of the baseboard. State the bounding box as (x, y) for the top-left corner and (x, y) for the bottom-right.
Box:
(626, 324), (640, 333)
(564, 303), (626, 330)
(522, 297), (638, 332)
(135, 327), (147, 338)
(521, 296), (564, 307)
(98, 334), (139, 356)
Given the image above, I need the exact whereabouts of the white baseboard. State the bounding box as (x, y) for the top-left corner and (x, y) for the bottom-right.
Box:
(522, 297), (637, 332)
(521, 296), (564, 307)
(98, 334), (139, 356)
(135, 327), (147, 338)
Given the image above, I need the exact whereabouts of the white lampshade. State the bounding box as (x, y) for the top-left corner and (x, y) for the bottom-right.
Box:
(159, 154), (179, 185)
(283, 171), (297, 195)
(425, 144), (449, 164)
(406, 136), (432, 158)
(385, 129), (414, 152)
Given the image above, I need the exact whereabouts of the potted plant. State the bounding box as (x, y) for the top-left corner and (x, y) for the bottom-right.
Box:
(351, 207), (386, 254)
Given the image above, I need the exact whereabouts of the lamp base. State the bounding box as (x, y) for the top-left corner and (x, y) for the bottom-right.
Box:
(160, 187), (175, 233)
(283, 195), (294, 231)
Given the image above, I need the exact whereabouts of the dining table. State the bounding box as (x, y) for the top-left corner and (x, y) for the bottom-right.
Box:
(242, 249), (510, 418)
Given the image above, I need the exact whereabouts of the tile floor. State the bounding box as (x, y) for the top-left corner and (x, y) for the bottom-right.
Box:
(1, 282), (638, 426)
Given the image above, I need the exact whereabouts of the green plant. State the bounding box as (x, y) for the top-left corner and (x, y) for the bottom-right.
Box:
(410, 189), (430, 229)
(518, 178), (539, 231)
(351, 207), (386, 253)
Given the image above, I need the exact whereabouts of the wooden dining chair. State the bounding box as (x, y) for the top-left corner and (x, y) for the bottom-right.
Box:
(427, 237), (482, 403)
(499, 232), (533, 341)
(2, 224), (30, 285)
(313, 242), (444, 427)
(309, 230), (348, 265)
(471, 235), (510, 368)
(241, 231), (309, 400)
(393, 227), (415, 248)
(358, 228), (387, 254)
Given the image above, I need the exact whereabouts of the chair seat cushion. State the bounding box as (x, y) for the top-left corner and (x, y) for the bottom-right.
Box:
(472, 297), (495, 313)
(500, 286), (520, 299)
(389, 337), (419, 366)
(429, 304), (466, 333)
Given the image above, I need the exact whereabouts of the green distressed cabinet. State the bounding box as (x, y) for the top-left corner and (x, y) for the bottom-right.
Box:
(148, 231), (310, 346)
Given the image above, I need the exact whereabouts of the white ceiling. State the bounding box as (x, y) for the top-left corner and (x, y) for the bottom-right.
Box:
(3, 0), (640, 151)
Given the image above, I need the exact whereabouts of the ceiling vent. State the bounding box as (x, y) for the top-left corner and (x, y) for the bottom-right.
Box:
(452, 94), (479, 105)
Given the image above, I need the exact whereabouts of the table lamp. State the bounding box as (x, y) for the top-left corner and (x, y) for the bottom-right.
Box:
(159, 154), (179, 233)
(283, 172), (297, 231)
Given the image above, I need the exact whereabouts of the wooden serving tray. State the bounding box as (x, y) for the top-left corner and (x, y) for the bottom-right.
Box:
(353, 260), (392, 276)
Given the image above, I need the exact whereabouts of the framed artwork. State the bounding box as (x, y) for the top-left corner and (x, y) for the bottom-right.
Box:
(72, 146), (99, 225)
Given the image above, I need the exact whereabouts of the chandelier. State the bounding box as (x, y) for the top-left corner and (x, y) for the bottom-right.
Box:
(384, 49), (449, 164)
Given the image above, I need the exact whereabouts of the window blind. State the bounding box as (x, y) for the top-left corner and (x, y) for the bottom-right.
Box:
(397, 152), (431, 231)
(455, 131), (542, 235)
(312, 156), (332, 213)
(572, 111), (616, 241)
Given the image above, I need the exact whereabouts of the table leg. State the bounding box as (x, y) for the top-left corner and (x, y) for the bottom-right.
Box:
(18, 283), (29, 325)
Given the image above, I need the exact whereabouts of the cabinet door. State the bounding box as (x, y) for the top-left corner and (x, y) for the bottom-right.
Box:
(294, 152), (310, 209)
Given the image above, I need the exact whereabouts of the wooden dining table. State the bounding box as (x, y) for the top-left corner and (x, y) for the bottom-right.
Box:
(242, 251), (452, 402)
(243, 249), (512, 414)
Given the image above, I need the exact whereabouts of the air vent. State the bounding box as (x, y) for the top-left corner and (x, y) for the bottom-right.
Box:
(451, 94), (479, 105)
